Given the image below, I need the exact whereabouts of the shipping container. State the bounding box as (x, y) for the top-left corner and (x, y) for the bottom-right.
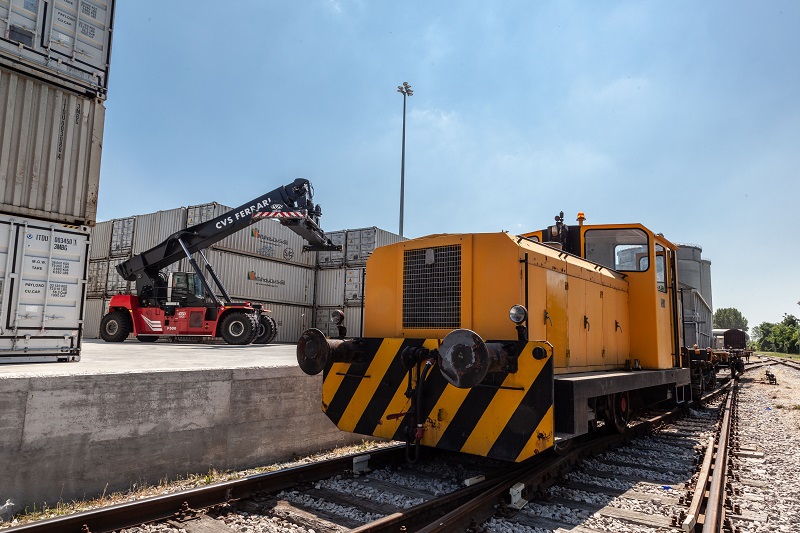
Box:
(89, 220), (112, 259)
(192, 248), (315, 306)
(0, 0), (115, 98)
(215, 215), (316, 267)
(108, 216), (134, 257)
(131, 207), (187, 255)
(0, 214), (89, 362)
(315, 267), (345, 307)
(342, 227), (404, 265)
(104, 256), (130, 294)
(86, 258), (108, 296)
(0, 67), (105, 225)
(82, 297), (106, 339)
(186, 202), (229, 227)
(317, 231), (346, 268)
(314, 306), (363, 338)
(250, 302), (312, 344)
(344, 267), (365, 305)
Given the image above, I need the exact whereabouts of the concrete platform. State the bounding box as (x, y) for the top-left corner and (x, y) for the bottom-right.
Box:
(0, 340), (360, 512)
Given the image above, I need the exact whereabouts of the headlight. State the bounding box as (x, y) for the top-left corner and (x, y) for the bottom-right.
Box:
(509, 305), (527, 324)
(330, 309), (345, 325)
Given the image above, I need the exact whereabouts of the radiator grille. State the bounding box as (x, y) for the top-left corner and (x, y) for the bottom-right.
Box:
(403, 245), (461, 329)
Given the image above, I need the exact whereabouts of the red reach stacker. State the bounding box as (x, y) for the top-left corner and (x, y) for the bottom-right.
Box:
(99, 178), (339, 345)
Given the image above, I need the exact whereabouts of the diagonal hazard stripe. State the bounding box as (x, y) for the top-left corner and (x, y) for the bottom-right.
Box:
(514, 405), (555, 461)
(487, 356), (554, 461)
(338, 338), (407, 432)
(434, 372), (507, 452)
(323, 338), (383, 426)
(354, 338), (435, 439)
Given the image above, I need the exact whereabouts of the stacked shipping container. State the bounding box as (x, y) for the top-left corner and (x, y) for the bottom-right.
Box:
(313, 227), (404, 338)
(85, 212), (403, 344)
(0, 0), (116, 362)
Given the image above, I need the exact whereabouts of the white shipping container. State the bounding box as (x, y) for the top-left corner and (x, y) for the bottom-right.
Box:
(82, 297), (106, 339)
(89, 220), (112, 259)
(317, 231), (346, 267)
(198, 248), (315, 306)
(316, 267), (345, 307)
(0, 0), (115, 97)
(344, 227), (405, 265)
(0, 68), (105, 225)
(215, 216), (315, 267)
(108, 217), (134, 257)
(131, 207), (187, 255)
(0, 214), (89, 362)
(344, 267), (365, 304)
(86, 259), (108, 296)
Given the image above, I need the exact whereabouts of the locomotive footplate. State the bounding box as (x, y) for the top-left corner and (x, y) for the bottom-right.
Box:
(554, 368), (691, 436)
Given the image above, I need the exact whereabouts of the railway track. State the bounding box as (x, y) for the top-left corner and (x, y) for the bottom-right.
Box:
(7, 364), (764, 533)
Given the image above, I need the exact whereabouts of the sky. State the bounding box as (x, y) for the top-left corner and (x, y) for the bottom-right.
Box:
(97, 0), (800, 331)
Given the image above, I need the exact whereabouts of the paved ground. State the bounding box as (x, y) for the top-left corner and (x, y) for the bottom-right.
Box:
(0, 339), (298, 377)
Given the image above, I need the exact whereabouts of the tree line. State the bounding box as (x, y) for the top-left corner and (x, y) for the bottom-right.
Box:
(713, 304), (799, 354)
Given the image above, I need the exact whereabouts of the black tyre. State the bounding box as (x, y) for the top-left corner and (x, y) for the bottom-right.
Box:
(99, 311), (132, 342)
(219, 311), (257, 345)
(137, 335), (159, 343)
(254, 315), (277, 344)
(264, 315), (278, 344)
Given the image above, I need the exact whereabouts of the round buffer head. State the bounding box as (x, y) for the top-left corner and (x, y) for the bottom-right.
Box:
(438, 329), (490, 389)
(296, 328), (331, 375)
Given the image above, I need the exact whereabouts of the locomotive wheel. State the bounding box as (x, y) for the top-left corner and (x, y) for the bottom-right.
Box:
(553, 437), (575, 455)
(610, 391), (631, 433)
(254, 315), (276, 344)
(137, 335), (159, 343)
(99, 311), (131, 342)
(219, 312), (257, 345)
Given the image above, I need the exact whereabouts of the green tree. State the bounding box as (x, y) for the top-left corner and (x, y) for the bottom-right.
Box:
(752, 315), (799, 354)
(713, 307), (748, 332)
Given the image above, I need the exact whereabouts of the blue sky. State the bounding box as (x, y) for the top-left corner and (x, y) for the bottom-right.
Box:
(99, 1), (799, 330)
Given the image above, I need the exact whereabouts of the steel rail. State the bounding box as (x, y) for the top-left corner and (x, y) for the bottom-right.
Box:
(702, 381), (735, 532)
(411, 403), (693, 533)
(6, 445), (407, 533)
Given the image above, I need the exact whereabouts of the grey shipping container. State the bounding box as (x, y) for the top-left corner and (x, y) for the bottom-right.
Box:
(314, 306), (363, 338)
(315, 267), (345, 307)
(0, 0), (115, 98)
(0, 67), (105, 225)
(186, 202), (229, 227)
(251, 302), (312, 344)
(0, 214), (89, 362)
(191, 248), (315, 306)
(89, 220), (112, 259)
(82, 297), (106, 339)
(131, 207), (187, 255)
(344, 267), (365, 305)
(108, 216), (134, 257)
(86, 258), (108, 296)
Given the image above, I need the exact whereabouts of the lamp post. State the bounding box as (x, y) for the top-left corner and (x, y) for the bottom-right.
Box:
(397, 81), (413, 237)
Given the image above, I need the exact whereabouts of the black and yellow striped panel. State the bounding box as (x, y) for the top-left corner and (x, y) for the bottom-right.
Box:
(322, 339), (554, 462)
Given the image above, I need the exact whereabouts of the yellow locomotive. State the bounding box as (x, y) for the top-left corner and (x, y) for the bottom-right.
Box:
(297, 214), (691, 462)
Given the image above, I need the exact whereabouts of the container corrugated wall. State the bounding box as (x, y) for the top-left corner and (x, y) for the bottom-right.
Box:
(131, 207), (187, 255)
(316, 268), (345, 307)
(89, 220), (112, 259)
(82, 298), (107, 339)
(87, 259), (109, 297)
(200, 249), (314, 306)
(109, 217), (134, 257)
(252, 302), (312, 343)
(215, 216), (316, 267)
(0, 68), (105, 226)
(314, 306), (363, 338)
(0, 0), (115, 98)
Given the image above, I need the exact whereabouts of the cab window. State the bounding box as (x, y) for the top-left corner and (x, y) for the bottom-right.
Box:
(584, 228), (650, 272)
